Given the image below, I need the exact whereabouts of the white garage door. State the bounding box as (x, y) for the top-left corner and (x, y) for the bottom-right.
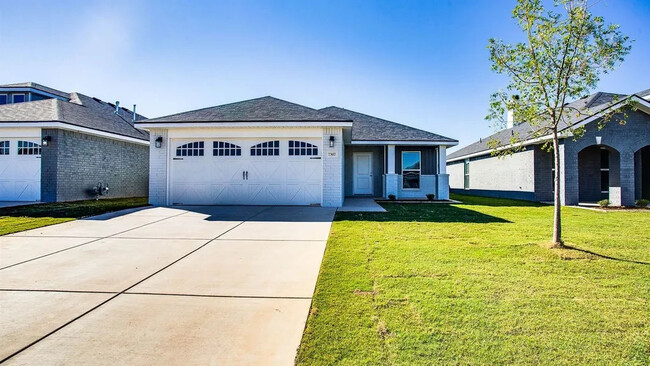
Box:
(170, 138), (322, 205)
(0, 138), (42, 201)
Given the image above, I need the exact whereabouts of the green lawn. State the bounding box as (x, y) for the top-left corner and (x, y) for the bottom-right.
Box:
(0, 197), (149, 236)
(297, 194), (650, 365)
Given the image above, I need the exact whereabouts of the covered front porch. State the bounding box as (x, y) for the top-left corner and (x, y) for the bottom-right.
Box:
(344, 143), (451, 201)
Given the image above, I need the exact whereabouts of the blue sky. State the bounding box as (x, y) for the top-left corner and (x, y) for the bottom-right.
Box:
(1, 0), (648, 150)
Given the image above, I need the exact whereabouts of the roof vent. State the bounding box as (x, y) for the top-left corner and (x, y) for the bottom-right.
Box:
(506, 95), (519, 129)
(132, 104), (137, 122)
(114, 101), (120, 115)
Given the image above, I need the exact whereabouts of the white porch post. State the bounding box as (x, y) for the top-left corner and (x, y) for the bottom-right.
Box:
(384, 144), (399, 198)
(438, 146), (446, 174)
(437, 146), (450, 200)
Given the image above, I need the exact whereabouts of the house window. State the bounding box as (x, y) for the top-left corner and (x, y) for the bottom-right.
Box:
(600, 148), (609, 196)
(464, 159), (470, 190)
(251, 141), (279, 156)
(0, 141), (9, 155)
(176, 141), (204, 157)
(213, 141), (241, 156)
(12, 94), (26, 103)
(288, 140), (318, 156)
(402, 151), (421, 189)
(17, 141), (41, 155)
(0, 95), (7, 105)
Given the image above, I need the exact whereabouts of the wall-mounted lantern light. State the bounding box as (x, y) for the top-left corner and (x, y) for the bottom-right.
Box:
(155, 136), (163, 148)
(329, 135), (335, 148)
(42, 136), (51, 146)
(595, 136), (602, 145)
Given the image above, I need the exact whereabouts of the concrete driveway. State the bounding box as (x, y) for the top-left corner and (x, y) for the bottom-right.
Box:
(0, 205), (335, 365)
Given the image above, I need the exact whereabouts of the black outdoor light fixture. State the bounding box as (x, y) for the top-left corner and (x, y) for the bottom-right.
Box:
(329, 135), (335, 148)
(155, 136), (163, 148)
(42, 136), (51, 146)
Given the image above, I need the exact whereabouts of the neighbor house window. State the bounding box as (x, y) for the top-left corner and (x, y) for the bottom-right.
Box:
(600, 148), (609, 197)
(12, 94), (26, 103)
(402, 151), (421, 189)
(176, 141), (204, 156)
(464, 159), (470, 190)
(213, 141), (241, 156)
(0, 95), (7, 105)
(17, 141), (41, 155)
(251, 141), (279, 156)
(0, 141), (9, 155)
(288, 140), (318, 156)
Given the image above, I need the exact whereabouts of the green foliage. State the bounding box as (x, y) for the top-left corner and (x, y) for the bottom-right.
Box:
(297, 194), (650, 365)
(598, 199), (610, 208)
(426, 193), (435, 201)
(388, 194), (396, 201)
(635, 199), (649, 208)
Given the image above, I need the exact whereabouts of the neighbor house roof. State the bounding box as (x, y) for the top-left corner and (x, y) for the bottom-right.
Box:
(447, 91), (644, 161)
(320, 106), (457, 143)
(0, 82), (71, 99)
(0, 91), (149, 141)
(142, 96), (352, 123)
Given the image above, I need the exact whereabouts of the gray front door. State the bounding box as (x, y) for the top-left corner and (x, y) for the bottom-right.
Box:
(353, 152), (373, 195)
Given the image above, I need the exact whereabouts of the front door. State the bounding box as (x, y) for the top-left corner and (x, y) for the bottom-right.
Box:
(353, 152), (373, 195)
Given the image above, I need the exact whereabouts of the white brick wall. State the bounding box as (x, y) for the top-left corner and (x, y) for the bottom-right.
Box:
(148, 128), (168, 205)
(322, 127), (344, 207)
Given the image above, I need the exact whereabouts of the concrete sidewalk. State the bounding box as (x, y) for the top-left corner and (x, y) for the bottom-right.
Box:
(0, 205), (335, 365)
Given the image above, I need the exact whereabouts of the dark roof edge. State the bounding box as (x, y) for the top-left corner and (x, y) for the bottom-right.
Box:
(136, 119), (354, 124)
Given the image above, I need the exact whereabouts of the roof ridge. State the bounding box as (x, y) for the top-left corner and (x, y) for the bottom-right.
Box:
(148, 96), (277, 120)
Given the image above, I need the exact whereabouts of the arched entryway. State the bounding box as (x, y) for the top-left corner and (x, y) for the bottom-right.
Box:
(578, 145), (620, 204)
(635, 145), (650, 200)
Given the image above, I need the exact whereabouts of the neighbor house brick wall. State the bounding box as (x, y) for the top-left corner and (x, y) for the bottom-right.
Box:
(40, 129), (149, 202)
(148, 128), (169, 205)
(322, 127), (344, 207)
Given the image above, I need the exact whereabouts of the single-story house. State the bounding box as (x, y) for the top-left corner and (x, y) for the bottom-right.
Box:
(136, 96), (457, 207)
(446, 89), (650, 206)
(0, 82), (150, 202)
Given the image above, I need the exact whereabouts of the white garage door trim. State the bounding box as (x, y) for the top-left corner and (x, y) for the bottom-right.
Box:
(169, 138), (323, 206)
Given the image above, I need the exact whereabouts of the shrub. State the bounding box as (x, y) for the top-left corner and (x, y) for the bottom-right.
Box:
(635, 199), (649, 208)
(426, 193), (436, 201)
(388, 194), (396, 201)
(597, 199), (610, 208)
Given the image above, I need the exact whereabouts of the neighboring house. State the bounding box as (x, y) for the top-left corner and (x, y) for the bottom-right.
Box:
(447, 89), (650, 206)
(0, 82), (150, 202)
(136, 96), (457, 207)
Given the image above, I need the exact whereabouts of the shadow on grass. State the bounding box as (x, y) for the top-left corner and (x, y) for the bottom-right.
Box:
(563, 244), (650, 266)
(335, 203), (510, 223)
(450, 193), (548, 207)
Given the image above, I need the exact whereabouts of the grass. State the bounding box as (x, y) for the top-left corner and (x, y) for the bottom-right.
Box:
(0, 197), (149, 236)
(296, 194), (650, 365)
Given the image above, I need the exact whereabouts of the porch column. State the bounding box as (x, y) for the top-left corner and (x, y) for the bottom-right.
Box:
(438, 146), (446, 174)
(619, 151), (635, 206)
(385, 144), (399, 198)
(437, 146), (450, 199)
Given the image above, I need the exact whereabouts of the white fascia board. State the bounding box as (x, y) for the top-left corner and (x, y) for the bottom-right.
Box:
(446, 96), (650, 163)
(0, 121), (149, 145)
(135, 121), (353, 129)
(351, 140), (459, 147)
(0, 87), (68, 100)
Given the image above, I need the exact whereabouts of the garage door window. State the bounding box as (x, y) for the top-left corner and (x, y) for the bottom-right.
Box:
(213, 141), (241, 156)
(251, 141), (279, 156)
(288, 140), (318, 156)
(176, 141), (204, 157)
(0, 141), (8, 155)
(17, 141), (41, 155)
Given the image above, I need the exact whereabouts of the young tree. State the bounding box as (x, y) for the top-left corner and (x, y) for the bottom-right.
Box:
(486, 0), (631, 247)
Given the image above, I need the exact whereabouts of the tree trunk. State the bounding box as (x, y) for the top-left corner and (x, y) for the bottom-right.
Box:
(551, 131), (563, 246)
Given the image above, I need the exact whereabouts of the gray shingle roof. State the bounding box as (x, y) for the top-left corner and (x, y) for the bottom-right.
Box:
(0, 92), (148, 141)
(143, 96), (351, 123)
(0, 82), (70, 99)
(320, 106), (457, 143)
(447, 92), (630, 161)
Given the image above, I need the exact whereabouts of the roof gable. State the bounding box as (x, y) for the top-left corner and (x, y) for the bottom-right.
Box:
(144, 96), (351, 123)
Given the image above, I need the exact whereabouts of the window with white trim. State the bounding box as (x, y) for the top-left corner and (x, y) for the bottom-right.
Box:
(0, 95), (7, 105)
(402, 151), (421, 189)
(464, 159), (470, 190)
(12, 94), (26, 103)
(250, 141), (279, 156)
(176, 141), (204, 156)
(17, 141), (41, 155)
(213, 141), (241, 156)
(600, 148), (609, 197)
(0, 141), (9, 155)
(288, 140), (318, 156)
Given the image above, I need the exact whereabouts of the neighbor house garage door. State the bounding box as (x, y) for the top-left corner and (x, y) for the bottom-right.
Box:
(170, 138), (322, 205)
(0, 138), (42, 201)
